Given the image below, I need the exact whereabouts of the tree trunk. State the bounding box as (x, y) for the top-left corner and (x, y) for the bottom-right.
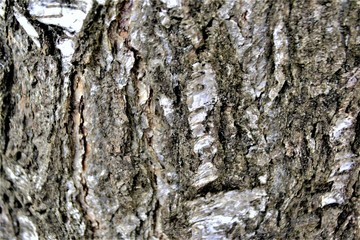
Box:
(0, 0), (359, 239)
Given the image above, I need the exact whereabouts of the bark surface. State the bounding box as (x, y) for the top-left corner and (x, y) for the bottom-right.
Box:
(0, 0), (359, 239)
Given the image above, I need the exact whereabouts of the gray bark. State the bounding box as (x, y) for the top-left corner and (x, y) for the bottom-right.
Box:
(0, 0), (359, 239)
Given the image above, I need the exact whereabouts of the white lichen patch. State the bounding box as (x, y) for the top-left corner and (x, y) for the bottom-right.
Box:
(191, 162), (219, 189)
(245, 106), (260, 129)
(193, 135), (215, 154)
(158, 9), (171, 27)
(28, 0), (93, 34)
(4, 166), (32, 203)
(137, 81), (149, 105)
(186, 63), (218, 158)
(151, 124), (167, 163)
(95, 0), (106, 4)
(186, 63), (219, 186)
(191, 216), (242, 240)
(258, 174), (267, 184)
(154, 26), (173, 64)
(334, 151), (355, 161)
(345, 70), (359, 88)
(156, 175), (171, 205)
(123, 52), (136, 76)
(269, 20), (289, 102)
(56, 38), (75, 71)
(187, 189), (267, 239)
(217, 0), (236, 20)
(0, 0), (6, 18)
(160, 0), (181, 9)
(321, 195), (337, 207)
(339, 161), (354, 172)
(322, 173), (350, 208)
(188, 87), (216, 112)
(188, 110), (207, 128)
(330, 152), (356, 177)
(248, 207), (259, 218)
(190, 124), (206, 138)
(330, 116), (354, 141)
(65, 181), (81, 218)
(65, 180), (86, 235)
(273, 21), (289, 63)
(17, 215), (39, 240)
(225, 19), (251, 61)
(13, 7), (41, 48)
(186, 63), (218, 112)
(159, 94), (174, 124)
(321, 192), (344, 207)
(56, 38), (75, 59)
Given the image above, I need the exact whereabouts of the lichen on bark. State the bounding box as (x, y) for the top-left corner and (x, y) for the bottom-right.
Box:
(0, 0), (359, 239)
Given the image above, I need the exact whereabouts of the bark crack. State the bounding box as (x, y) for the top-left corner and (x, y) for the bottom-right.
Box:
(2, 62), (14, 154)
(71, 73), (99, 237)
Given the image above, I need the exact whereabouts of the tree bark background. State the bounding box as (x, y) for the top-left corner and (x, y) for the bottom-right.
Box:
(0, 0), (359, 239)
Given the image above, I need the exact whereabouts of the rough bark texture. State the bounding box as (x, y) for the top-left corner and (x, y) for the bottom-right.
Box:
(0, 0), (359, 239)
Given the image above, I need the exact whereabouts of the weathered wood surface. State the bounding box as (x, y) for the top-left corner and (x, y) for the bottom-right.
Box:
(0, 0), (359, 239)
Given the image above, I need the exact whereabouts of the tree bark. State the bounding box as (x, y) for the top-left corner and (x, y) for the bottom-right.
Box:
(0, 0), (359, 239)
